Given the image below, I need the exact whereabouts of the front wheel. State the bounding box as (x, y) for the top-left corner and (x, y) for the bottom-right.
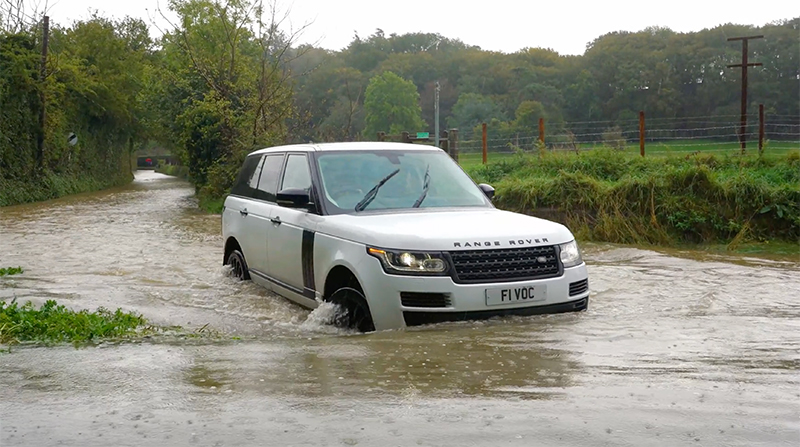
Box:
(226, 249), (250, 280)
(328, 287), (375, 333)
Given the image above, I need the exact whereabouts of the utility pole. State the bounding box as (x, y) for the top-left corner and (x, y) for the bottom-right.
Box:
(434, 81), (440, 149)
(727, 35), (763, 153)
(37, 15), (50, 170)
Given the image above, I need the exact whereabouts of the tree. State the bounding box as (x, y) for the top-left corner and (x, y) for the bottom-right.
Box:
(147, 0), (303, 192)
(447, 93), (506, 130)
(511, 100), (546, 132)
(363, 71), (426, 138)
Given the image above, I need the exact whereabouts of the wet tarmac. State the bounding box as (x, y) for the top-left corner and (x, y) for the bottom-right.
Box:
(1, 171), (799, 446)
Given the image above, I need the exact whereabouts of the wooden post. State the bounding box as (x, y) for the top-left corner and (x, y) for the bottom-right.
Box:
(449, 129), (459, 162)
(481, 122), (488, 164)
(758, 104), (764, 155)
(441, 130), (449, 155)
(727, 35), (764, 153)
(37, 16), (50, 170)
(639, 111), (645, 157)
(538, 118), (545, 146)
(401, 131), (410, 143)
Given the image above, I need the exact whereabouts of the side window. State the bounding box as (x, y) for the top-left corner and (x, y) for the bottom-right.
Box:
(280, 154), (311, 191)
(231, 155), (264, 198)
(248, 156), (266, 190)
(255, 154), (285, 202)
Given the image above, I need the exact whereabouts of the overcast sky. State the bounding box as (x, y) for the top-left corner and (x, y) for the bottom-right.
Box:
(42, 0), (797, 55)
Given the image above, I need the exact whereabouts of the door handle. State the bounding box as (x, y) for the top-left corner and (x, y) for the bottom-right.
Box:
(240, 208), (248, 216)
(270, 216), (282, 225)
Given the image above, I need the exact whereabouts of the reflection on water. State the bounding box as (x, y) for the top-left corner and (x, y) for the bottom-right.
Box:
(179, 324), (579, 400)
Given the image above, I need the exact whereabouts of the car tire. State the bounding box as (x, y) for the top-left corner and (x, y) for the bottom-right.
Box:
(329, 287), (375, 333)
(227, 249), (250, 280)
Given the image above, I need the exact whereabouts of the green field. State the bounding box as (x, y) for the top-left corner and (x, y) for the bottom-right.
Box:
(458, 139), (800, 169)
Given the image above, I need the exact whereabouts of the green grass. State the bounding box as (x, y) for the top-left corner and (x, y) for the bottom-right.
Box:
(458, 140), (799, 169)
(198, 194), (225, 214)
(465, 149), (800, 246)
(0, 299), (153, 345)
(0, 267), (23, 277)
(624, 139), (798, 155)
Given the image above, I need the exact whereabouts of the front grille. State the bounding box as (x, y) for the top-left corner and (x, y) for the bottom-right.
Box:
(569, 278), (589, 296)
(401, 292), (451, 308)
(448, 246), (560, 283)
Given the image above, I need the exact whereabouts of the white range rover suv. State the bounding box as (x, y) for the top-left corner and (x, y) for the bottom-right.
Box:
(222, 142), (589, 332)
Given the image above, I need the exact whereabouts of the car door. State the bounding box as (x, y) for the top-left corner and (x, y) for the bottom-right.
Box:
(266, 152), (318, 307)
(244, 153), (285, 282)
(225, 154), (270, 276)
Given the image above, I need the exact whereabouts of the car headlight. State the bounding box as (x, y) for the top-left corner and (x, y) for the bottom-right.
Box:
(559, 240), (583, 268)
(367, 247), (448, 275)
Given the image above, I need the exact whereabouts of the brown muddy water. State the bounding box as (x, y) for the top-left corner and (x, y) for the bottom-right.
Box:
(1, 171), (798, 447)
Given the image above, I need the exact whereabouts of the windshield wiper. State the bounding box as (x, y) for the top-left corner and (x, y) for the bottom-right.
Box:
(354, 168), (400, 212)
(412, 165), (430, 208)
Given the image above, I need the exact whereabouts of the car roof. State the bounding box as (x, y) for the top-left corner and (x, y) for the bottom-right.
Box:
(247, 142), (442, 157)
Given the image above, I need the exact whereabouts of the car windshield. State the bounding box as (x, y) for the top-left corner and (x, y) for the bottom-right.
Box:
(315, 150), (490, 214)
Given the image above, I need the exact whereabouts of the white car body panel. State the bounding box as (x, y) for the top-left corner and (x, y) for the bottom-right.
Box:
(317, 209), (574, 251)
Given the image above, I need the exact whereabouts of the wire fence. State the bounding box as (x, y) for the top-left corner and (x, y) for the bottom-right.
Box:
(456, 113), (800, 160)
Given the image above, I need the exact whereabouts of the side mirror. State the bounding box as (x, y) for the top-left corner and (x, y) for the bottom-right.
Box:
(276, 188), (311, 208)
(478, 183), (495, 200)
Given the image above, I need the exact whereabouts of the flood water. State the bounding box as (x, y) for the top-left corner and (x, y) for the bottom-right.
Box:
(1, 171), (798, 446)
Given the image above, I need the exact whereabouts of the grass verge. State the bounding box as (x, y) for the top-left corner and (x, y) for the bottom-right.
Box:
(0, 299), (154, 346)
(466, 149), (800, 246)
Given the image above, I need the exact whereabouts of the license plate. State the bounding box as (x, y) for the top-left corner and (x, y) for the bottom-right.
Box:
(485, 285), (546, 306)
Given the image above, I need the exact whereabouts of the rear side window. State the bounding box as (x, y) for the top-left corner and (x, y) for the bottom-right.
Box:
(255, 154), (285, 202)
(281, 154), (311, 191)
(231, 155), (264, 198)
(248, 156), (266, 190)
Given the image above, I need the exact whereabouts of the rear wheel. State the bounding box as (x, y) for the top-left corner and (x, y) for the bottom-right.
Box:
(328, 287), (375, 333)
(226, 249), (250, 280)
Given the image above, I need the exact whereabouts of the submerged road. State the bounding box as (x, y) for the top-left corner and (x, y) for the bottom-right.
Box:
(1, 171), (799, 446)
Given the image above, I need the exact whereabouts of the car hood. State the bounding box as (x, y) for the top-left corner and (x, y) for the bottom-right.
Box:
(318, 208), (574, 251)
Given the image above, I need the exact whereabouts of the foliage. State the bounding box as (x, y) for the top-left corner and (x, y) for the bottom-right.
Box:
(290, 19), (799, 145)
(0, 267), (23, 276)
(142, 0), (300, 196)
(2, 12), (798, 212)
(448, 93), (506, 130)
(0, 299), (151, 345)
(467, 150), (800, 245)
(363, 71), (426, 137)
(601, 126), (627, 150)
(0, 15), (148, 206)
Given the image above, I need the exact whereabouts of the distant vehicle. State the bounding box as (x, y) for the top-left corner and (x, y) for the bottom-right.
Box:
(221, 142), (589, 331)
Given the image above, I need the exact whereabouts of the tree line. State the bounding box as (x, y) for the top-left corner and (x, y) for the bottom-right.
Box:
(1, 0), (797, 206)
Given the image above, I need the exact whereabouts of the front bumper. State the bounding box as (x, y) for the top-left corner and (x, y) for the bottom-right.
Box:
(356, 256), (590, 330)
(402, 296), (588, 326)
